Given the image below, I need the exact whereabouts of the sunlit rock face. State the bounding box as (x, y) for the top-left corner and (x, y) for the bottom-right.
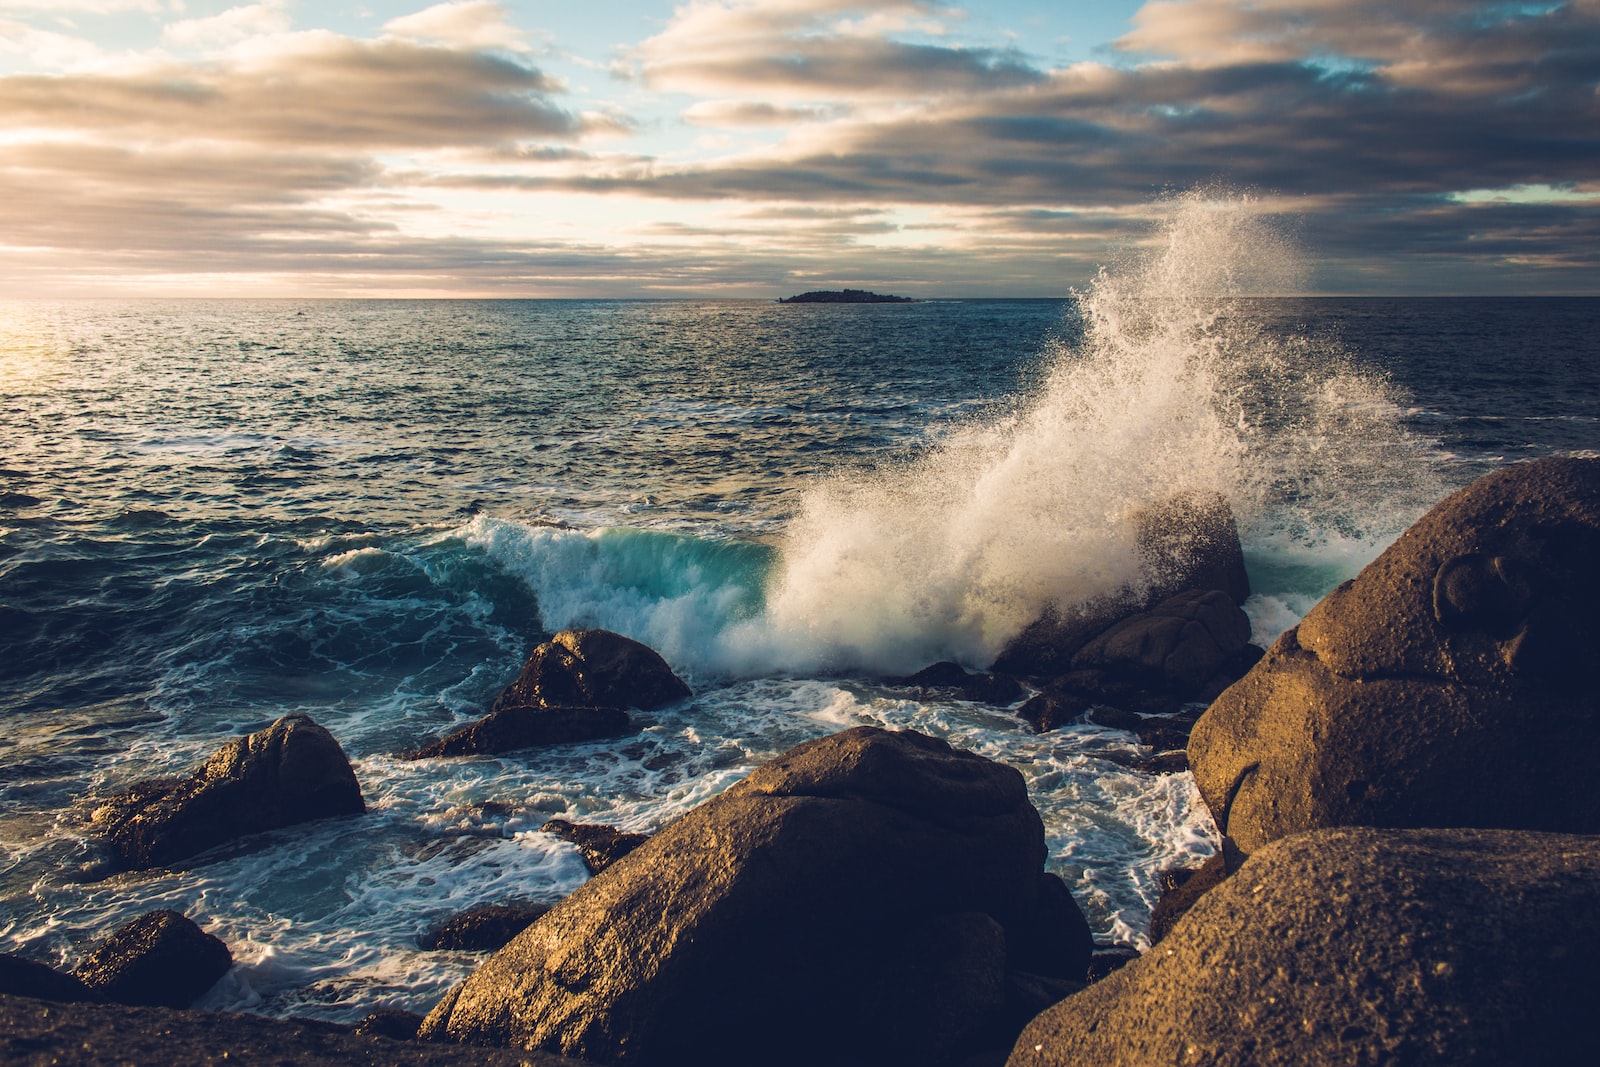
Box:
(1010, 827), (1600, 1067)
(1189, 457), (1600, 858)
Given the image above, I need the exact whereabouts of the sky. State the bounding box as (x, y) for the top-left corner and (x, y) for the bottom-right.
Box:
(1, 0), (1597, 298)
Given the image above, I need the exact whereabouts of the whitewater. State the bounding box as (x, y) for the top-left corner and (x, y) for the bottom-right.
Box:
(2, 194), (1595, 1022)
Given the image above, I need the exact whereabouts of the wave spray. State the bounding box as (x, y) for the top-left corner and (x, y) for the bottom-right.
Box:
(732, 192), (1444, 675)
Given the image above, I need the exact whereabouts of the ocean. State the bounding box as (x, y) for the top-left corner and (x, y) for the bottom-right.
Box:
(3, 209), (1598, 1022)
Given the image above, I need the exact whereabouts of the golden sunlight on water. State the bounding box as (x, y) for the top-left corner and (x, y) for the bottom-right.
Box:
(0, 303), (67, 386)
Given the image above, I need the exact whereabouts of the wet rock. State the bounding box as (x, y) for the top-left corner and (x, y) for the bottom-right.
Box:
(992, 493), (1250, 680)
(91, 714), (365, 870)
(1189, 457), (1600, 858)
(420, 905), (553, 952)
(896, 663), (1025, 706)
(0, 954), (98, 1004)
(1146, 852), (1228, 945)
(493, 629), (690, 713)
(1010, 827), (1600, 1067)
(353, 1009), (426, 1040)
(1071, 588), (1250, 694)
(540, 820), (649, 874)
(71, 910), (231, 1010)
(408, 706), (636, 759)
(419, 727), (1090, 1066)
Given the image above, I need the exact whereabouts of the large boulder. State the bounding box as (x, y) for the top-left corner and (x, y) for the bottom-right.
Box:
(419, 727), (1091, 1066)
(71, 910), (232, 1010)
(493, 630), (690, 713)
(1070, 588), (1251, 695)
(91, 714), (366, 870)
(1010, 826), (1600, 1066)
(992, 493), (1249, 679)
(1189, 458), (1600, 857)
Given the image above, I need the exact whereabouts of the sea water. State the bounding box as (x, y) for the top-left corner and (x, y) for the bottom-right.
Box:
(2, 198), (1598, 1021)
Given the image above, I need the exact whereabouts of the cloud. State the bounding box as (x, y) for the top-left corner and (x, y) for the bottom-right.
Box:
(384, 1), (536, 53)
(682, 100), (842, 125)
(0, 35), (584, 148)
(632, 0), (1044, 101)
(162, 2), (292, 50)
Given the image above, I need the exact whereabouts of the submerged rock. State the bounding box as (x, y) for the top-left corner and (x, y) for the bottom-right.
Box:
(91, 714), (366, 870)
(1189, 457), (1600, 858)
(419, 727), (1090, 1066)
(72, 910), (231, 1010)
(421, 905), (554, 953)
(408, 706), (636, 759)
(493, 629), (690, 713)
(1011, 827), (1600, 1067)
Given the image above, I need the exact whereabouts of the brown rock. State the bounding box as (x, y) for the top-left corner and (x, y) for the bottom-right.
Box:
(1146, 852), (1227, 945)
(540, 820), (649, 874)
(494, 629), (690, 713)
(1189, 457), (1600, 857)
(0, 954), (98, 1004)
(1071, 588), (1250, 693)
(72, 910), (231, 1010)
(992, 493), (1250, 680)
(418, 727), (1088, 1066)
(1010, 827), (1600, 1067)
(420, 904), (553, 952)
(91, 714), (365, 870)
(408, 705), (636, 759)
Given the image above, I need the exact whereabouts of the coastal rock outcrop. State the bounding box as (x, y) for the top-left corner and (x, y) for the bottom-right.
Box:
(420, 904), (554, 953)
(993, 493), (1253, 723)
(492, 629), (690, 713)
(539, 819), (649, 874)
(1010, 826), (1599, 1066)
(419, 726), (1091, 1066)
(408, 706), (637, 759)
(1189, 457), (1600, 857)
(91, 714), (366, 870)
(0, 954), (98, 1004)
(72, 910), (232, 1010)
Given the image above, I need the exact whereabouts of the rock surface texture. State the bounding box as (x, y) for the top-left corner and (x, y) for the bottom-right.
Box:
(492, 629), (690, 713)
(419, 727), (1091, 1066)
(91, 714), (365, 870)
(992, 492), (1250, 681)
(409, 705), (637, 758)
(1010, 826), (1600, 1067)
(71, 910), (232, 1010)
(1189, 457), (1600, 857)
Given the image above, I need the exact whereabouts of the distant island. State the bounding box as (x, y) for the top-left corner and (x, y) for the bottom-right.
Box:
(777, 288), (918, 304)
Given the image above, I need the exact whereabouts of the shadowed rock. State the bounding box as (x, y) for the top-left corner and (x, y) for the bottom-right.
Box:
(1189, 457), (1600, 858)
(992, 493), (1249, 680)
(420, 905), (553, 953)
(0, 954), (99, 1004)
(408, 706), (636, 759)
(419, 727), (1090, 1066)
(540, 820), (649, 874)
(493, 630), (690, 713)
(72, 910), (231, 1010)
(894, 662), (1025, 706)
(91, 714), (365, 870)
(1010, 827), (1600, 1067)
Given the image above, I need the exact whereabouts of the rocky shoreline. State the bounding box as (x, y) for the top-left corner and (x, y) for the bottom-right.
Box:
(5, 458), (1595, 1063)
